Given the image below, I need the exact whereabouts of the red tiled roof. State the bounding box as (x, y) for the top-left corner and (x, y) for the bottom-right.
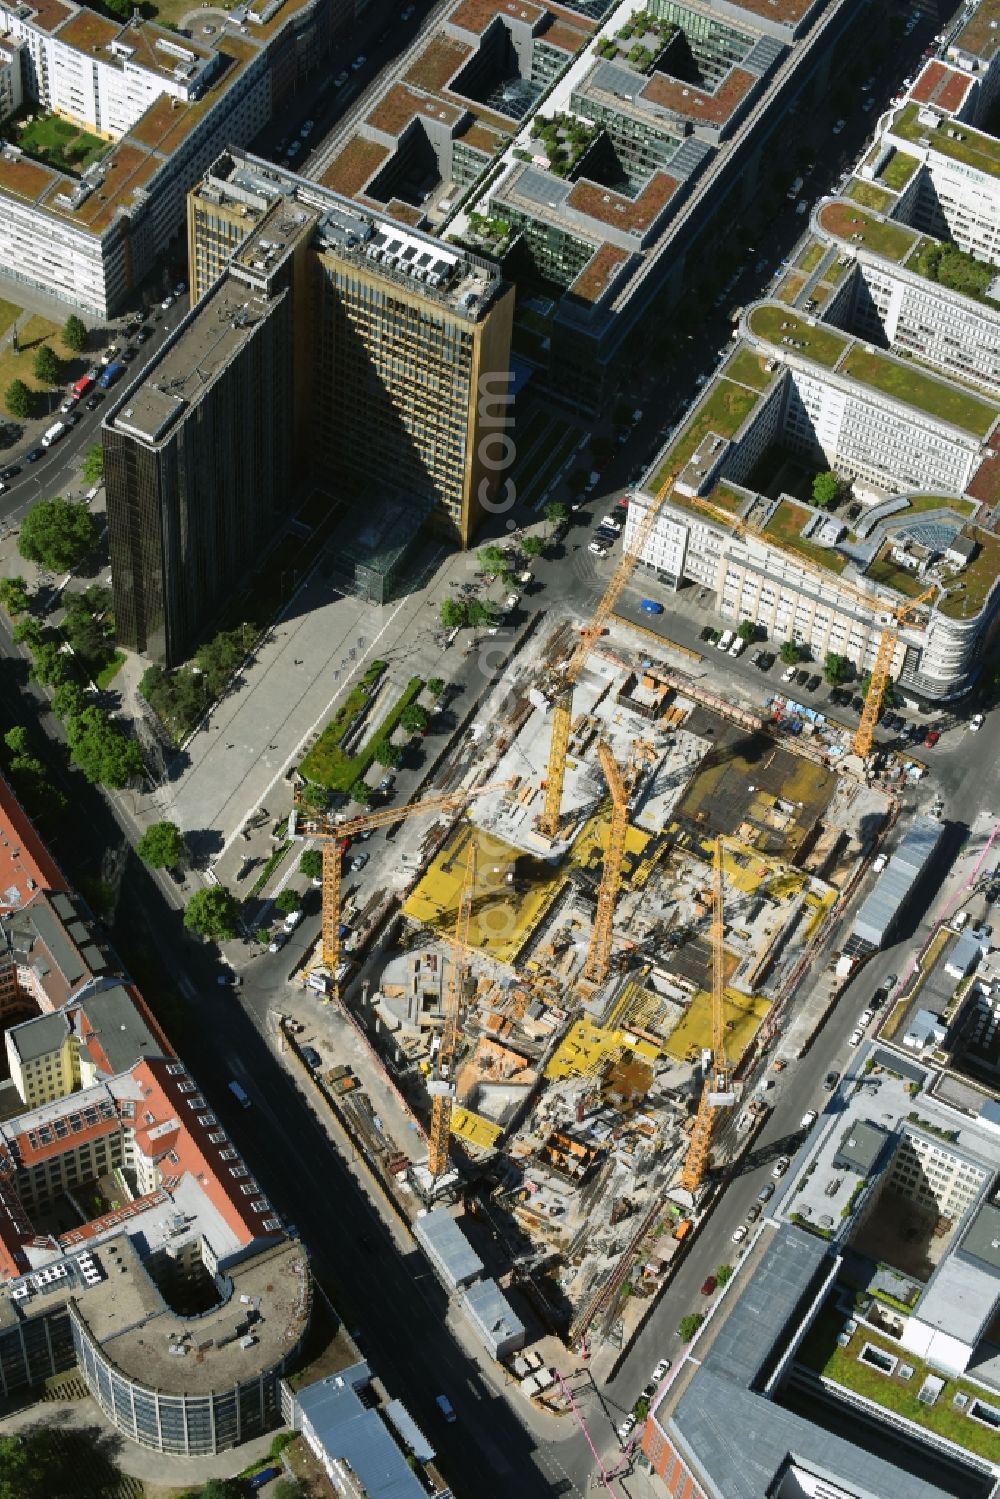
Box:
(910, 60), (972, 115)
(0, 778), (68, 906)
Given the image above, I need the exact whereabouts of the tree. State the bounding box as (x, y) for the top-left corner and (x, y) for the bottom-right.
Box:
(3, 726), (30, 758)
(823, 652), (849, 685)
(195, 628), (246, 694)
(136, 820), (186, 869)
(51, 680), (87, 721)
(272, 1479), (306, 1499)
(678, 1312), (705, 1341)
(300, 782), (331, 810)
(197, 1479), (242, 1499)
(439, 598), (466, 629)
(521, 535), (545, 558)
(426, 677), (445, 698)
(275, 888), (302, 916)
(860, 671), (894, 710)
(477, 544), (507, 578)
(811, 470), (841, 509)
(737, 620), (756, 643)
(779, 639), (802, 665)
(400, 703), (429, 734)
(65, 706), (143, 787)
(374, 740), (402, 769)
(349, 778), (372, 806)
(0, 1422), (124, 1496)
(184, 887), (239, 941)
(19, 497), (98, 573)
(715, 1263), (734, 1286)
(255, 926), (271, 946)
(32, 345), (60, 386)
(12, 616), (44, 651)
(4, 379), (31, 419)
(467, 599), (494, 630)
(81, 444), (104, 485)
(30, 640), (69, 687)
(299, 849), (322, 881)
(0, 577), (30, 616)
(62, 313), (88, 354)
(63, 606), (110, 668)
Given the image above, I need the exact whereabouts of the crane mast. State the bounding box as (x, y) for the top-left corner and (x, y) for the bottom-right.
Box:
(427, 843), (478, 1180)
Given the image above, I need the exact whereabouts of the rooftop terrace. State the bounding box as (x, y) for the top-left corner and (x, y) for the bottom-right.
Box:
(761, 499), (849, 574)
(839, 346), (996, 438)
(952, 0), (1000, 64)
(815, 199), (918, 262)
(745, 303), (848, 367)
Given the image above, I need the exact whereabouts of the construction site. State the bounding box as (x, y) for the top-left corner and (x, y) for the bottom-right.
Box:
(286, 477), (905, 1358)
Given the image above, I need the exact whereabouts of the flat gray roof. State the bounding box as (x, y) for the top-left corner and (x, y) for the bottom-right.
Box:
(76, 983), (166, 1075)
(462, 1277), (524, 1343)
(7, 1010), (68, 1064)
(852, 817), (943, 947)
(959, 1199), (1000, 1277)
(295, 1376), (425, 1499)
(414, 1208), (483, 1285)
(831, 1119), (890, 1179)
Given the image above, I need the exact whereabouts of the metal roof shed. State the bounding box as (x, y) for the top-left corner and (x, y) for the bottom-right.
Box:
(413, 1208), (483, 1291)
(461, 1277), (525, 1361)
(852, 817), (943, 949)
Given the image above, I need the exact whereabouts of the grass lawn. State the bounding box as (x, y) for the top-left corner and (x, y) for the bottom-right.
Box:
(839, 348), (996, 437)
(775, 271), (807, 305)
(795, 1300), (1000, 1463)
(896, 494), (977, 518)
(880, 149), (919, 192)
(893, 101), (1000, 181)
(651, 380), (762, 490)
(867, 554), (926, 598)
(0, 299), (19, 341)
(847, 178), (894, 213)
(300, 672), (423, 790)
(937, 528), (1000, 619)
(0, 312), (85, 415)
(95, 651), (125, 690)
(817, 200), (916, 262)
(797, 242), (824, 274)
(15, 112), (107, 174)
(726, 345), (774, 392)
(747, 304), (848, 369)
(763, 500), (848, 574)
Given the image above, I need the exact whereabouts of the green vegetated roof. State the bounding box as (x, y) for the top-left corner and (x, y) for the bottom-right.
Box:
(726, 345), (775, 392)
(796, 1301), (1000, 1464)
(866, 553), (928, 598)
(895, 494), (978, 518)
(846, 178), (894, 213)
(880, 149), (919, 191)
(839, 347), (996, 437)
(797, 241), (825, 274)
(937, 527), (1000, 618)
(761, 500), (848, 574)
(651, 379), (762, 490)
(817, 200), (917, 263)
(747, 304), (848, 368)
(892, 101), (1000, 179)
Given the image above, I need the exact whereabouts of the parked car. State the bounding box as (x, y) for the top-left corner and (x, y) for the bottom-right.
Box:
(795, 669), (809, 686)
(859, 1008), (874, 1028)
(0, 465), (21, 481)
(923, 728), (940, 747)
(216, 971), (242, 987)
(617, 1414), (636, 1443)
(745, 1204), (761, 1224)
(652, 1358), (671, 1381)
(401, 3), (415, 16)
(800, 1109), (818, 1129)
(806, 674), (821, 692)
(969, 713), (984, 731)
(731, 1224), (748, 1244)
(161, 293), (174, 310)
(268, 932), (287, 953)
(302, 1046), (322, 1070)
(24, 447), (44, 463)
(757, 1183), (775, 1204)
(300, 120), (314, 137)
(823, 1070), (840, 1091)
(350, 852), (370, 872)
(832, 118), (846, 134)
(85, 394), (104, 411)
(283, 908), (304, 932)
(589, 541), (610, 557)
(136, 326), (151, 343)
(352, 53), (366, 69)
(334, 69), (349, 86)
(849, 1027), (864, 1047)
(772, 1156), (790, 1179)
(640, 599), (664, 615)
(700, 1275), (717, 1295)
(378, 773), (396, 792)
(781, 665), (797, 683)
(174, 281), (186, 296)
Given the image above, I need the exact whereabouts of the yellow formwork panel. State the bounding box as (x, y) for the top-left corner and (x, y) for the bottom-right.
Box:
(662, 985), (770, 1066)
(545, 1015), (659, 1081)
(451, 1108), (502, 1150)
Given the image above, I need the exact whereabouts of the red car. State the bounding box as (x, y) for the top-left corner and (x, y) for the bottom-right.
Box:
(701, 1275), (717, 1296)
(923, 728), (940, 747)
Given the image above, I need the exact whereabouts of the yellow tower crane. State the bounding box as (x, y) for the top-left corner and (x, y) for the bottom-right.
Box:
(686, 494), (936, 761)
(538, 469), (679, 838)
(427, 842), (478, 1180)
(679, 837), (736, 1195)
(581, 740), (630, 987)
(288, 780), (508, 998)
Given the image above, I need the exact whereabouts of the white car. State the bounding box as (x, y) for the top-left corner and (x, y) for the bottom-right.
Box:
(617, 1413), (636, 1444)
(652, 1358), (670, 1382)
(848, 1027), (864, 1047)
(970, 713), (985, 731)
(731, 1224), (748, 1244)
(800, 1109), (818, 1129)
(782, 665), (797, 682)
(161, 294), (173, 310)
(283, 908), (304, 932)
(859, 1009), (874, 1028)
(772, 1156), (790, 1179)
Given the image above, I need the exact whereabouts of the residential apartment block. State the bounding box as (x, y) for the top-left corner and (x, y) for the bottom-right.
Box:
(106, 149), (513, 663)
(0, 777), (310, 1455)
(0, 0), (352, 315)
(642, 1054), (1000, 1497)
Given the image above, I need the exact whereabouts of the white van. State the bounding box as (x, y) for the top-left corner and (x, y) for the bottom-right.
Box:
(717, 629), (735, 651)
(41, 421), (67, 448)
(228, 1080), (251, 1109)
